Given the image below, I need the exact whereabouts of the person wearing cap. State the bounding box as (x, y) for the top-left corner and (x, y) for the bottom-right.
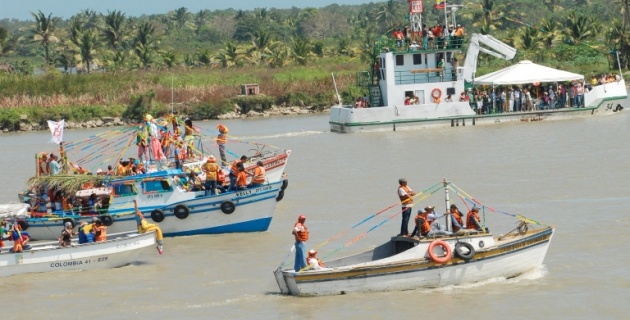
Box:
(306, 249), (329, 271)
(292, 215), (309, 272)
(423, 206), (451, 236)
(466, 206), (486, 232)
(411, 209), (431, 238)
(248, 161), (266, 188)
(397, 178), (416, 236)
(448, 204), (465, 232)
(203, 155), (221, 196)
(228, 155), (248, 191)
(59, 221), (77, 247)
(78, 220), (94, 244)
(137, 122), (150, 169)
(133, 199), (164, 254)
(38, 152), (50, 176)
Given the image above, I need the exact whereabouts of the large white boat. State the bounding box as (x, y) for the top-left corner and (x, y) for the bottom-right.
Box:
(329, 4), (626, 133)
(274, 180), (555, 296)
(0, 231), (155, 277)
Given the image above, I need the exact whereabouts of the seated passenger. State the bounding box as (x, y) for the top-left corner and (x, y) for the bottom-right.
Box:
(466, 206), (488, 232)
(236, 165), (248, 190)
(448, 204), (465, 232)
(78, 220), (94, 244)
(92, 219), (107, 242)
(59, 221), (77, 247)
(411, 209), (431, 237)
(306, 250), (329, 271)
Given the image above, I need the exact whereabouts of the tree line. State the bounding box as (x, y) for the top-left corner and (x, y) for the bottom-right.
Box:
(0, 1), (628, 75)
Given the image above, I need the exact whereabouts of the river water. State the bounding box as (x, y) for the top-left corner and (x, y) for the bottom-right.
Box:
(1, 112), (629, 319)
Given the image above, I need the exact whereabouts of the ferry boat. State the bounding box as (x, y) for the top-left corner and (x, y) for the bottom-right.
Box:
(329, 2), (626, 133)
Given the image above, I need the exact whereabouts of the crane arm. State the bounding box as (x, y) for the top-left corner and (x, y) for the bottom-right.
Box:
(462, 33), (517, 82)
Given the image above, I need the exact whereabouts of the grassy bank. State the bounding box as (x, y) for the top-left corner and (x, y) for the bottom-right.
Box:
(0, 58), (364, 130)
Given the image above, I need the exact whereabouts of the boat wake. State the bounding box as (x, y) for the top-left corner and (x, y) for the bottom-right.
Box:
(240, 130), (326, 140)
(433, 265), (548, 293)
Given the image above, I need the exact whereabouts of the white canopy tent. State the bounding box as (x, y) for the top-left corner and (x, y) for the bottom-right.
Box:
(474, 60), (584, 85)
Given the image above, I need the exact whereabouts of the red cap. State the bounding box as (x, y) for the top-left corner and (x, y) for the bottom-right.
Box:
(298, 214), (306, 221)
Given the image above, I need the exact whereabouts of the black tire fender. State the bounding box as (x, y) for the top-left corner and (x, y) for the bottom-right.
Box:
(174, 204), (190, 219)
(281, 179), (289, 190)
(151, 209), (165, 223)
(100, 215), (114, 227)
(18, 220), (29, 231)
(220, 201), (236, 214)
(276, 190), (285, 202)
(454, 242), (476, 260)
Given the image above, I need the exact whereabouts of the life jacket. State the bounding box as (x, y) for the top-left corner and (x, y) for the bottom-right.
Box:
(216, 133), (227, 145)
(93, 225), (107, 242)
(466, 211), (480, 230)
(294, 222), (309, 242)
(204, 162), (219, 181)
(230, 160), (241, 176)
(236, 171), (248, 187)
(452, 211), (464, 231)
(252, 166), (266, 184)
(415, 215), (431, 236)
(398, 186), (413, 205)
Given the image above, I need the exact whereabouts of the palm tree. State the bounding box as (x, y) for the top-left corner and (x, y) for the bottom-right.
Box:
(173, 7), (190, 29)
(564, 12), (598, 44)
(215, 41), (244, 68)
(538, 18), (562, 49)
(162, 51), (178, 68)
(266, 43), (290, 68)
(101, 10), (128, 50)
(0, 27), (17, 56)
(75, 30), (99, 73)
(197, 49), (212, 66)
(194, 10), (208, 35)
(291, 37), (313, 66)
(132, 21), (159, 69)
(54, 52), (73, 73)
(29, 11), (60, 65)
(249, 30), (276, 64)
(374, 0), (401, 33)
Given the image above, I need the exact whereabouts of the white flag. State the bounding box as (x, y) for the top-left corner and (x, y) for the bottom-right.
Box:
(47, 119), (64, 144)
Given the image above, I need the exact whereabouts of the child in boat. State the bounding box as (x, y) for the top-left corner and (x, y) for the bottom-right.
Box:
(59, 221), (77, 247)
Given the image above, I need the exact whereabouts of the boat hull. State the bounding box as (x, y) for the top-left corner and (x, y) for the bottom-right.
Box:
(0, 231), (155, 277)
(21, 180), (285, 240)
(330, 80), (627, 133)
(276, 228), (554, 296)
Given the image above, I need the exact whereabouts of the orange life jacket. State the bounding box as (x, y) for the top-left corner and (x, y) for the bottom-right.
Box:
(252, 166), (266, 184)
(93, 225), (107, 242)
(237, 171), (248, 187)
(452, 211), (464, 231)
(398, 186), (413, 205)
(217, 169), (226, 184)
(294, 222), (309, 242)
(415, 215), (431, 236)
(466, 211), (480, 230)
(216, 133), (227, 145)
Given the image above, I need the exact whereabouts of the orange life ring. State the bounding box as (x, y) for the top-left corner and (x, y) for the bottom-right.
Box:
(431, 88), (442, 99)
(428, 240), (452, 264)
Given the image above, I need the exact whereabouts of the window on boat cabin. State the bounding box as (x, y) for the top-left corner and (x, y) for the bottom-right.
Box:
(446, 52), (452, 62)
(112, 184), (137, 197)
(412, 54), (422, 65)
(395, 55), (404, 66)
(142, 179), (172, 194)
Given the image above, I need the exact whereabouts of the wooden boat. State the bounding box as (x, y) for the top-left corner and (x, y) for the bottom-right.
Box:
(0, 231), (155, 277)
(274, 180), (555, 296)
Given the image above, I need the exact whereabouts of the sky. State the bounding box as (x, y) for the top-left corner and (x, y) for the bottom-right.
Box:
(0, 0), (377, 21)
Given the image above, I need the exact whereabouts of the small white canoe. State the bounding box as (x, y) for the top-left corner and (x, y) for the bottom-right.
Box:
(0, 231), (156, 277)
(0, 203), (31, 219)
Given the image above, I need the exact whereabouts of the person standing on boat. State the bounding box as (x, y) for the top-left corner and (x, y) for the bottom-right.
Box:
(397, 178), (415, 236)
(216, 124), (228, 166)
(137, 124), (149, 168)
(78, 221), (94, 244)
(292, 215), (309, 272)
(147, 116), (166, 168)
(203, 155), (220, 196)
(448, 204), (465, 232)
(92, 219), (107, 242)
(229, 155), (248, 191)
(133, 199), (164, 254)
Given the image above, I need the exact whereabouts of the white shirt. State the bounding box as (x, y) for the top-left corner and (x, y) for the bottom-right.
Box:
(308, 257), (329, 271)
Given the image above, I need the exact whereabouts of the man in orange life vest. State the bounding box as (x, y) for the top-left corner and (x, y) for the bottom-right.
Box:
(411, 208), (432, 238)
(292, 215), (309, 272)
(229, 155), (248, 191)
(466, 206), (487, 232)
(248, 161), (266, 188)
(398, 178), (416, 236)
(449, 204), (465, 232)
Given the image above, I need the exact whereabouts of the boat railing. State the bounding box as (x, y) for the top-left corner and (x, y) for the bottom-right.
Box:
(394, 68), (454, 85)
(375, 36), (464, 54)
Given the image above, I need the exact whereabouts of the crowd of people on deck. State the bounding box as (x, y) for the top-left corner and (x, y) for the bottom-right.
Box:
(392, 23), (465, 51)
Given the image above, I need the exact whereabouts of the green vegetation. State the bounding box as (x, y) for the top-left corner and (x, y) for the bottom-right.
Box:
(1, 0), (629, 129)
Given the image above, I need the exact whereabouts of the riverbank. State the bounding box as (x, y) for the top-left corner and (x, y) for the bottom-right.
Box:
(2, 104), (328, 133)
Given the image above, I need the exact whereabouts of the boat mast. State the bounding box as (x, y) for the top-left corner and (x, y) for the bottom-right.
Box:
(408, 0), (423, 39)
(443, 179), (452, 232)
